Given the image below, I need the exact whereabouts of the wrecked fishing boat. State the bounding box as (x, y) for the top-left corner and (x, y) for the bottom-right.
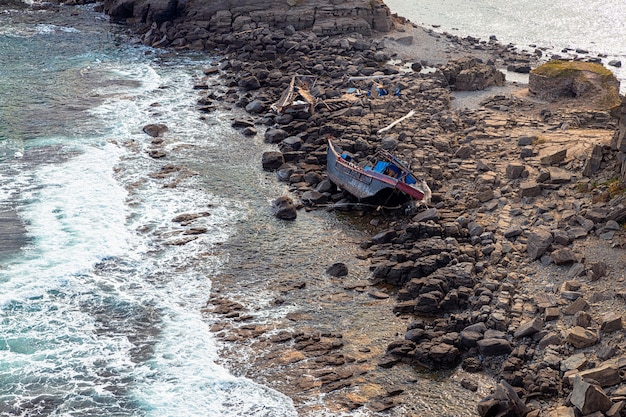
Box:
(326, 138), (431, 205)
(271, 75), (317, 115)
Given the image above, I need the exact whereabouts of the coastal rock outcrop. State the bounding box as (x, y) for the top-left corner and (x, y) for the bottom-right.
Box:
(529, 60), (621, 109)
(103, 0), (394, 48)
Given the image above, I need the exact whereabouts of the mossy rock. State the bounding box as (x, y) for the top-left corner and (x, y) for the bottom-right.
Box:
(532, 60), (614, 78)
(529, 60), (621, 109)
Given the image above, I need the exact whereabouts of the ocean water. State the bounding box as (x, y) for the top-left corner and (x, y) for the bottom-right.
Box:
(386, 0), (626, 91)
(8, 2), (620, 416)
(0, 5), (300, 416)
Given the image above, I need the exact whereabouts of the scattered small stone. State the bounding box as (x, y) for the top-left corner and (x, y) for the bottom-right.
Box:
(143, 123), (169, 137)
(517, 136), (536, 146)
(608, 59), (622, 68)
(412, 207), (439, 222)
(574, 311), (592, 327)
(261, 151), (284, 171)
(600, 312), (623, 333)
(570, 364), (621, 387)
(566, 326), (598, 348)
(519, 181), (542, 197)
(461, 378), (479, 392)
(462, 357), (483, 372)
(545, 307), (560, 321)
(477, 381), (527, 417)
(551, 248), (577, 265)
(563, 297), (589, 315)
(538, 332), (561, 349)
(368, 290), (390, 299)
(514, 317), (544, 338)
(147, 149), (167, 158)
(326, 262), (349, 277)
(477, 338), (512, 356)
(506, 163), (526, 179)
(527, 229), (553, 259)
(589, 261), (607, 281)
(368, 397), (396, 412)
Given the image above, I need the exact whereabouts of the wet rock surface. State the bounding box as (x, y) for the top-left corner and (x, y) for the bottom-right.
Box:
(82, 1), (626, 415)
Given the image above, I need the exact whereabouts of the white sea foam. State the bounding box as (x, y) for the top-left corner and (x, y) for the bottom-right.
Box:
(0, 43), (296, 416)
(35, 23), (80, 34)
(0, 23), (80, 37)
(1, 142), (129, 285)
(89, 60), (297, 416)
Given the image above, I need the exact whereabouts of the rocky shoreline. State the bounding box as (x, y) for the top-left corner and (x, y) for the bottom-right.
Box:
(193, 17), (626, 417)
(50, 0), (626, 415)
(194, 21), (626, 416)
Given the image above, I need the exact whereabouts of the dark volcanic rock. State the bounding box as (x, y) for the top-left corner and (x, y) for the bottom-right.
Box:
(526, 229), (553, 260)
(143, 123), (169, 137)
(513, 317), (543, 339)
(272, 196), (297, 220)
(326, 262), (349, 277)
(238, 75), (261, 91)
(477, 338), (512, 356)
(261, 151), (285, 171)
(570, 375), (612, 415)
(477, 381), (528, 417)
(412, 208), (439, 223)
(264, 128), (288, 144)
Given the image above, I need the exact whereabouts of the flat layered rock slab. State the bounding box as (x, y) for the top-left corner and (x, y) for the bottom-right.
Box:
(0, 208), (29, 258)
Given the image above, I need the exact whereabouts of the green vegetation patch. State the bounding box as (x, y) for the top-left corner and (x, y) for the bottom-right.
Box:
(532, 60), (614, 78)
(576, 177), (626, 198)
(607, 178), (626, 198)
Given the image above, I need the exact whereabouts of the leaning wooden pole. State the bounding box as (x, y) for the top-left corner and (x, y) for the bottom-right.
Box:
(377, 110), (415, 134)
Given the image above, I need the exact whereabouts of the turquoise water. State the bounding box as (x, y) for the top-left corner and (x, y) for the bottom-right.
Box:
(0, 5), (297, 416)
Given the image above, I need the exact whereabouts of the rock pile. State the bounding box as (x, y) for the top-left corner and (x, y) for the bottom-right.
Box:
(440, 56), (505, 91)
(193, 21), (626, 416)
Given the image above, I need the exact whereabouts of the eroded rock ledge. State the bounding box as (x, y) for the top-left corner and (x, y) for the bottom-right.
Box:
(102, 0), (393, 49)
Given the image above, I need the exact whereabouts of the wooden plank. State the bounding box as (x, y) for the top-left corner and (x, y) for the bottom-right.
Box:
(378, 110), (415, 134)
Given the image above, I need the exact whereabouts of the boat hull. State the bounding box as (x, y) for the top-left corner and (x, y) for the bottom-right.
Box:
(326, 139), (425, 202)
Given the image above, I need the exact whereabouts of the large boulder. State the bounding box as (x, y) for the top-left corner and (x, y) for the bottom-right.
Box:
(456, 64), (505, 91)
(261, 151), (284, 171)
(143, 123), (169, 137)
(477, 381), (528, 417)
(526, 229), (553, 260)
(570, 375), (613, 415)
(272, 196), (297, 220)
(566, 326), (599, 348)
(440, 57), (505, 91)
(529, 60), (621, 109)
(477, 338), (513, 356)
